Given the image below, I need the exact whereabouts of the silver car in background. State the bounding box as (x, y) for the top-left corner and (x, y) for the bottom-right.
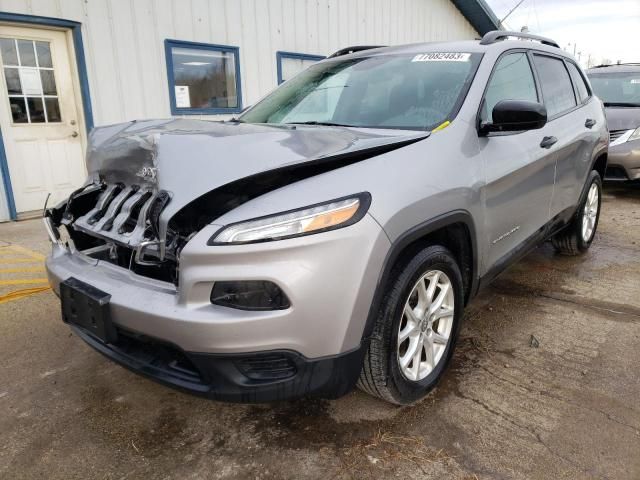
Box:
(44, 32), (608, 405)
(587, 63), (640, 181)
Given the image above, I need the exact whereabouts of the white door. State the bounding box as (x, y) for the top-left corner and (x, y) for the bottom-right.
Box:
(0, 25), (86, 216)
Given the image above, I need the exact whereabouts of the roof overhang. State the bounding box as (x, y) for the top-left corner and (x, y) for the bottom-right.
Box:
(451, 0), (501, 35)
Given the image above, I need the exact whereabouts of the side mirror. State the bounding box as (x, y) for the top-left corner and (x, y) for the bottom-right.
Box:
(479, 100), (547, 136)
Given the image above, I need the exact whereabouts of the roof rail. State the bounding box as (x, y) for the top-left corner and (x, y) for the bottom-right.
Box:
(480, 30), (560, 48)
(328, 45), (385, 58)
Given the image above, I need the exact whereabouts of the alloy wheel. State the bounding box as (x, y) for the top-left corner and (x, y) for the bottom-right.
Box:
(397, 270), (455, 381)
(582, 183), (599, 242)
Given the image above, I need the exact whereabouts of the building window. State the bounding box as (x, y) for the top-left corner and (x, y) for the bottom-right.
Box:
(1, 38), (61, 123)
(164, 39), (242, 115)
(276, 51), (325, 84)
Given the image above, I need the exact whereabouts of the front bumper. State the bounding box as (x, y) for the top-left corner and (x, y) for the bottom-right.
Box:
(606, 140), (640, 181)
(71, 323), (366, 402)
(46, 214), (389, 400)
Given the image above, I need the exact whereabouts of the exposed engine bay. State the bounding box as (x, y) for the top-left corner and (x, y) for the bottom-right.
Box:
(44, 118), (428, 285)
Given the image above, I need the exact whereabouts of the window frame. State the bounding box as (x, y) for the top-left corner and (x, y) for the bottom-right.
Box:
(564, 60), (592, 105)
(1, 37), (63, 125)
(529, 52), (581, 121)
(476, 48), (543, 135)
(164, 38), (243, 115)
(275, 51), (325, 85)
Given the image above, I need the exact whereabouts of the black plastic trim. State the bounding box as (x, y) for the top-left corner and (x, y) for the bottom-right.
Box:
(72, 323), (365, 402)
(210, 280), (291, 311)
(361, 210), (478, 341)
(328, 45), (385, 58)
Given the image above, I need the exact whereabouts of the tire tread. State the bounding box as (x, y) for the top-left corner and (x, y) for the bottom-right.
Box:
(357, 245), (461, 405)
(552, 170), (601, 256)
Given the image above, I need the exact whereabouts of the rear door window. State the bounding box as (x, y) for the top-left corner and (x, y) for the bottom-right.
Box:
(481, 52), (538, 123)
(533, 55), (577, 117)
(566, 62), (590, 103)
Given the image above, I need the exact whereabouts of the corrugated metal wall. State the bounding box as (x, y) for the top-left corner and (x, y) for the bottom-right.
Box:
(0, 0), (478, 221)
(0, 0), (477, 126)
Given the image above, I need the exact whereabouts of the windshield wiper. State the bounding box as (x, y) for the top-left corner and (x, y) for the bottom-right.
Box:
(603, 102), (640, 107)
(285, 121), (356, 127)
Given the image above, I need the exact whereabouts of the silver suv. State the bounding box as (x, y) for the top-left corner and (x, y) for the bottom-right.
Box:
(586, 64), (640, 181)
(44, 31), (608, 405)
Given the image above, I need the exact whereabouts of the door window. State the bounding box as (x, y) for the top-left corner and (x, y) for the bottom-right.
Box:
(482, 52), (538, 123)
(532, 55), (577, 117)
(0, 38), (61, 123)
(566, 61), (590, 103)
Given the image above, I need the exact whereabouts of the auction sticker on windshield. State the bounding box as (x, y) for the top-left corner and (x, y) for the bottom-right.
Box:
(412, 52), (471, 62)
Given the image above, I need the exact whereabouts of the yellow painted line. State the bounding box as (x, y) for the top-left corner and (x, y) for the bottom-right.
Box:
(0, 278), (49, 286)
(0, 266), (46, 274)
(0, 286), (51, 305)
(10, 244), (45, 260)
(0, 257), (44, 264)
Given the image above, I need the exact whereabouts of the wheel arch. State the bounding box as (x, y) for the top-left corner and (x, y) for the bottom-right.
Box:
(361, 210), (478, 341)
(591, 150), (608, 180)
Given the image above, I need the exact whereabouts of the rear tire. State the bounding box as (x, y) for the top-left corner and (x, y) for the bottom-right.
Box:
(357, 245), (464, 405)
(552, 170), (602, 256)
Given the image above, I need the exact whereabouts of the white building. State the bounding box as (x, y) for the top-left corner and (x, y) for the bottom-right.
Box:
(0, 0), (499, 221)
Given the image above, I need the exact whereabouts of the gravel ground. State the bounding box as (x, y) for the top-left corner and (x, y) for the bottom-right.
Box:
(1, 183), (639, 480)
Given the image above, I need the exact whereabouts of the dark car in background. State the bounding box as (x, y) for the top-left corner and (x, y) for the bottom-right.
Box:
(587, 64), (640, 181)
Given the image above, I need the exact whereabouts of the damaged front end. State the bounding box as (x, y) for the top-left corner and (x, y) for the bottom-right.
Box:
(45, 182), (177, 283)
(44, 120), (180, 283)
(45, 118), (428, 286)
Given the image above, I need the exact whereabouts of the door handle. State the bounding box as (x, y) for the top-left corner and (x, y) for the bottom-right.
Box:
(540, 136), (557, 149)
(70, 131), (79, 138)
(585, 118), (596, 129)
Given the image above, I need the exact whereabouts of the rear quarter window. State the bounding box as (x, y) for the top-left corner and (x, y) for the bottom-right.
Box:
(566, 62), (591, 103)
(532, 55), (577, 117)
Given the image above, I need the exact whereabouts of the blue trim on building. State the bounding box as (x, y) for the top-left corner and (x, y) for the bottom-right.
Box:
(451, 0), (501, 35)
(276, 51), (325, 84)
(0, 128), (17, 220)
(0, 11), (94, 220)
(164, 39), (243, 115)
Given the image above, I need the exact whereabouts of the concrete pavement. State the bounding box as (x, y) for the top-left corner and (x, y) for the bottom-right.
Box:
(1, 184), (639, 479)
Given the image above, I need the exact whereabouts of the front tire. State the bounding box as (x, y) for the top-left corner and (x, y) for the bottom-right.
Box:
(552, 170), (602, 256)
(357, 245), (464, 405)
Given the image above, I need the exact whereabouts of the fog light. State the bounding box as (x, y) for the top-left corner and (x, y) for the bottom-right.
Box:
(210, 281), (290, 311)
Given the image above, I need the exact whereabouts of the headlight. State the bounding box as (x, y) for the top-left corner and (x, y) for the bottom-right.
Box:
(209, 193), (371, 244)
(629, 127), (640, 142)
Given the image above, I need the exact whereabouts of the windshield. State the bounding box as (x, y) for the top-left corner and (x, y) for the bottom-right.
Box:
(587, 71), (640, 106)
(240, 52), (482, 130)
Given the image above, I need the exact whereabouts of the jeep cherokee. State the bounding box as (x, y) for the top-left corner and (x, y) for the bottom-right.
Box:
(44, 31), (608, 405)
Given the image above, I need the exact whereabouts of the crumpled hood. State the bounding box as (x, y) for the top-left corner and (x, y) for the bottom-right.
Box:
(87, 118), (428, 223)
(604, 107), (640, 131)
